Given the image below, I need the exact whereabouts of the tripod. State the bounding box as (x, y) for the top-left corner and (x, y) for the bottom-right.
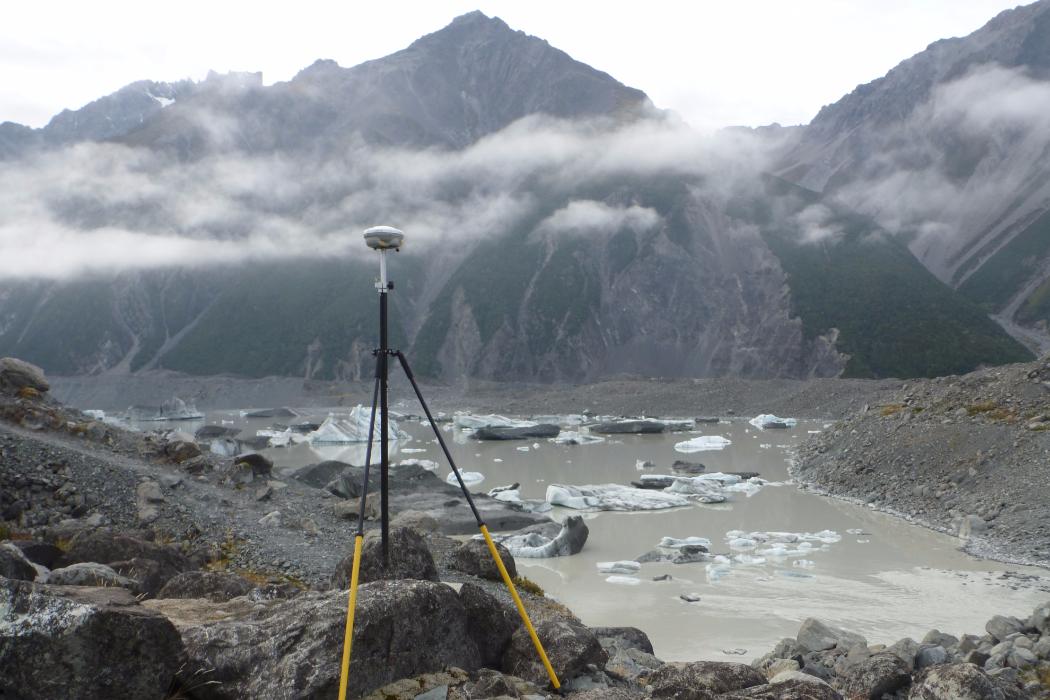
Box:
(337, 227), (560, 698)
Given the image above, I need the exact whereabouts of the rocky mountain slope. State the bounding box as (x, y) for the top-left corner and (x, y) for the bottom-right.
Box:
(777, 0), (1050, 355)
(795, 353), (1050, 568)
(0, 11), (1032, 382)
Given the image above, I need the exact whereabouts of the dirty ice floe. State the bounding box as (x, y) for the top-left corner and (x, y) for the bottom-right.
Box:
(659, 536), (712, 549)
(674, 436), (732, 453)
(257, 428), (306, 448)
(308, 405), (410, 444)
(447, 471), (484, 487)
(546, 484), (689, 511)
(749, 414), (798, 430)
(453, 413), (535, 430)
(550, 431), (605, 446)
(598, 561), (641, 574)
(531, 414), (587, 426)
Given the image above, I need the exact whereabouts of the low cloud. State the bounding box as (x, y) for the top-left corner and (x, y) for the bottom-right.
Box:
(536, 200), (661, 238)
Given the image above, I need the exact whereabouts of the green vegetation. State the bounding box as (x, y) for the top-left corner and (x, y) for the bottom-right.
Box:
(959, 209), (1050, 312)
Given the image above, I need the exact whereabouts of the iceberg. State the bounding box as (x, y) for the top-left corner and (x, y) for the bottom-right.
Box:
(453, 413), (535, 430)
(749, 414), (798, 430)
(605, 576), (641, 586)
(398, 458), (439, 472)
(447, 471), (484, 487)
(658, 536), (712, 549)
(665, 477), (729, 503)
(597, 561), (641, 574)
(491, 516), (588, 557)
(546, 484), (690, 511)
(674, 436), (732, 453)
(550, 431), (605, 446)
(307, 405), (409, 445)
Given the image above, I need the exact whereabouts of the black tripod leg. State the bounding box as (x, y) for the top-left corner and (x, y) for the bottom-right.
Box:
(393, 351), (561, 690)
(356, 371), (382, 530)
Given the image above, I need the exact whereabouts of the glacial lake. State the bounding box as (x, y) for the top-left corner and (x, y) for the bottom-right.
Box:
(126, 407), (1050, 662)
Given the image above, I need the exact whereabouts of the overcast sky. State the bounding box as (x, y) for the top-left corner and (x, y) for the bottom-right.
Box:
(0, 0), (1030, 130)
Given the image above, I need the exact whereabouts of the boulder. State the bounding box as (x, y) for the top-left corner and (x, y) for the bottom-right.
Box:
(157, 571), (254, 602)
(725, 677), (843, 699)
(290, 460), (355, 488)
(390, 510), (440, 533)
(446, 538), (517, 581)
(502, 617), (606, 687)
(648, 661), (766, 698)
(472, 424), (560, 440)
(985, 615), (1023, 642)
(47, 562), (137, 588)
(146, 579), (480, 699)
(331, 527), (439, 588)
(887, 637), (921, 670)
(110, 557), (172, 597)
(1028, 601), (1050, 635)
(591, 626), (655, 655)
(166, 439), (202, 463)
(0, 578), (183, 700)
(56, 529), (191, 576)
(908, 663), (1002, 699)
(195, 425), (241, 440)
(836, 652), (910, 700)
(10, 540), (63, 569)
(0, 542), (38, 581)
(914, 645), (949, 669)
(221, 453), (273, 485)
(0, 357), (49, 394)
(797, 619), (867, 652)
(458, 582), (519, 668)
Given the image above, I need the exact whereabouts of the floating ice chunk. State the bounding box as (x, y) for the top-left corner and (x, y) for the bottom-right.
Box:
(598, 561), (641, 574)
(516, 446), (530, 452)
(665, 477), (727, 503)
(658, 536), (712, 549)
(209, 438), (239, 457)
(493, 458), (503, 463)
(675, 436), (732, 453)
(448, 471), (484, 486)
(605, 575), (641, 586)
(401, 448), (426, 454)
(846, 528), (866, 535)
(257, 428), (305, 448)
(550, 431), (605, 446)
(532, 414), (587, 426)
(706, 556), (732, 582)
(749, 414), (798, 430)
(399, 458), (439, 472)
(728, 538), (758, 551)
(733, 554), (766, 565)
(793, 559), (815, 569)
(83, 409), (106, 421)
(453, 413), (535, 430)
(308, 406), (409, 444)
(636, 459), (655, 470)
(532, 443), (540, 448)
(546, 484), (690, 511)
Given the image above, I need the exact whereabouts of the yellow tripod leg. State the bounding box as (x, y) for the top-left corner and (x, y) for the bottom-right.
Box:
(480, 524), (561, 690)
(338, 534), (365, 700)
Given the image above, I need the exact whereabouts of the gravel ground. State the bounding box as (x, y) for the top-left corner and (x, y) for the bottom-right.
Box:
(794, 354), (1050, 569)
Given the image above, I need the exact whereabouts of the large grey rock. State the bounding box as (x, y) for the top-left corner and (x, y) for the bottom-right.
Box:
(887, 637), (921, 670)
(157, 571), (254, 602)
(289, 460), (355, 488)
(502, 617), (606, 687)
(0, 357), (49, 394)
(331, 527), (438, 588)
(836, 652), (910, 700)
(0, 542), (37, 581)
(473, 424), (560, 440)
(458, 582), (519, 668)
(446, 537), (517, 581)
(592, 626), (655, 655)
(1028, 601), (1050, 635)
(146, 579), (480, 699)
(797, 618), (866, 652)
(10, 540), (63, 569)
(914, 644), (949, 669)
(47, 562), (137, 588)
(908, 662), (1002, 699)
(648, 661), (766, 698)
(985, 615), (1024, 642)
(724, 677), (843, 699)
(0, 578), (183, 700)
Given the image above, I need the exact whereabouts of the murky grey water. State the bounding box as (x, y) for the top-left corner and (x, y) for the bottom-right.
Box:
(126, 408), (1049, 661)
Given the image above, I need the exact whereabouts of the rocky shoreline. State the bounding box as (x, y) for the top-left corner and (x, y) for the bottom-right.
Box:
(3, 356), (1050, 698)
